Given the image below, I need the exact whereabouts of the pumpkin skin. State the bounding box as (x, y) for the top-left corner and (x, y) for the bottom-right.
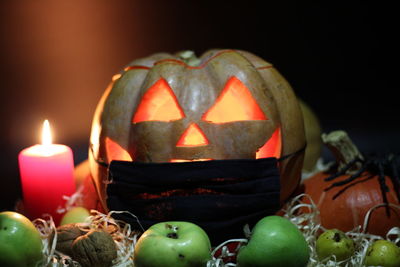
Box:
(303, 171), (400, 236)
(299, 100), (322, 172)
(89, 49), (305, 211)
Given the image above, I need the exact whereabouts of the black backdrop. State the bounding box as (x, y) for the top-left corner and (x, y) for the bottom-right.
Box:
(1, 0), (399, 210)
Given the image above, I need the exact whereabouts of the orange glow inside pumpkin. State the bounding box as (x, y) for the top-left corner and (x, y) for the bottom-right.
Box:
(176, 123), (209, 147)
(105, 137), (132, 162)
(256, 127), (281, 159)
(202, 76), (267, 123)
(132, 78), (185, 123)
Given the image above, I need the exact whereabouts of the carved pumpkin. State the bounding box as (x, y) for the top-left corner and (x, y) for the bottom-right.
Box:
(89, 49), (305, 211)
(302, 131), (400, 236)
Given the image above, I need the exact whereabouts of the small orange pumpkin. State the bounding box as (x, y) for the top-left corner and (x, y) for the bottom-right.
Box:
(302, 131), (400, 236)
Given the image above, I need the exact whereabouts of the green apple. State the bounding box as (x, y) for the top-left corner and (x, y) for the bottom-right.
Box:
(316, 229), (355, 262)
(134, 221), (211, 267)
(0, 211), (43, 267)
(60, 206), (90, 225)
(236, 215), (310, 267)
(364, 239), (400, 267)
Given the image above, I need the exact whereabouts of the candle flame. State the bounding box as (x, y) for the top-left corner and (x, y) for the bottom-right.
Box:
(42, 120), (52, 146)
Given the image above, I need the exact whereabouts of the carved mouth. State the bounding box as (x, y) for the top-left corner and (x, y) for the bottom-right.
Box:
(256, 127), (281, 159)
(104, 126), (281, 164)
(170, 158), (213, 163)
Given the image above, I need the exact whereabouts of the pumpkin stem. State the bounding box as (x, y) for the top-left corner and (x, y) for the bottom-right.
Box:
(322, 130), (364, 174)
(176, 50), (202, 67)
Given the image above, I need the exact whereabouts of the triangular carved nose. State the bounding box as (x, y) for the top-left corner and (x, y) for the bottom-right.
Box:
(176, 123), (209, 147)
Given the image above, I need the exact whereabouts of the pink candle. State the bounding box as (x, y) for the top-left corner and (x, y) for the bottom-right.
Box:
(18, 120), (76, 224)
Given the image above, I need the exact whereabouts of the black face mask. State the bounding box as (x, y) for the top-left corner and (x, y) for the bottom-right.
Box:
(106, 158), (281, 245)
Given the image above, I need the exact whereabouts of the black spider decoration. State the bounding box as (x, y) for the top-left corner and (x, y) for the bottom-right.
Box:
(323, 153), (400, 214)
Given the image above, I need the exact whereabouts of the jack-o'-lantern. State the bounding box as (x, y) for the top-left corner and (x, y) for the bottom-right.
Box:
(89, 49), (305, 219)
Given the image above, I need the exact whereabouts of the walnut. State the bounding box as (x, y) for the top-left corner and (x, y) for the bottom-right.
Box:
(56, 223), (88, 256)
(71, 229), (117, 267)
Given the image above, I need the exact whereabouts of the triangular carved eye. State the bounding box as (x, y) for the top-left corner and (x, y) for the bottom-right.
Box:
(132, 78), (185, 123)
(202, 76), (267, 123)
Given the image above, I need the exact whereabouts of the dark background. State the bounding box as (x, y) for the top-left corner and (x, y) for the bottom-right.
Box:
(1, 1), (399, 210)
